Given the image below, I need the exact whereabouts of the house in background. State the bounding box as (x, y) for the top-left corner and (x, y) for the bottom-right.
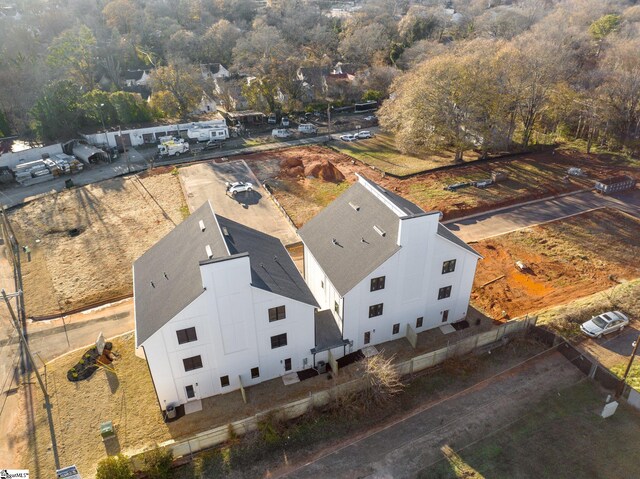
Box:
(200, 63), (230, 80)
(299, 174), (481, 360)
(134, 201), (318, 414)
(123, 69), (153, 87)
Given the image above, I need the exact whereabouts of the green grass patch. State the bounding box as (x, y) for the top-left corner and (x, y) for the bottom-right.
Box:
(611, 363), (640, 390)
(330, 132), (476, 176)
(420, 381), (640, 479)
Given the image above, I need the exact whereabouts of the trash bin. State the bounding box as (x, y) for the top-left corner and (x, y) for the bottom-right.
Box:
(166, 404), (176, 419)
(65, 179), (74, 189)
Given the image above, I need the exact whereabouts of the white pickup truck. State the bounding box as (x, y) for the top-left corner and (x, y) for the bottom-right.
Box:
(158, 140), (190, 157)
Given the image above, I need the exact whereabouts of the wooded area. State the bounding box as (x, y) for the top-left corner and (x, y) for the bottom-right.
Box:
(0, 0), (638, 156)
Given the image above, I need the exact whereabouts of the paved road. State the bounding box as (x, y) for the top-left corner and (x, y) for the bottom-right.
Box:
(277, 351), (583, 479)
(445, 189), (640, 242)
(179, 160), (299, 245)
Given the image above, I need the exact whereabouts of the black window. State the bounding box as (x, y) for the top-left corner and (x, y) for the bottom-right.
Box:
(442, 310), (449, 322)
(284, 358), (292, 371)
(183, 355), (203, 372)
(185, 385), (195, 399)
(416, 317), (424, 328)
(369, 303), (384, 318)
(321, 280), (324, 289)
(392, 323), (400, 334)
(271, 333), (288, 349)
(438, 286), (452, 300)
(176, 327), (197, 344)
(442, 260), (457, 274)
(334, 301), (340, 314)
(251, 367), (260, 379)
(268, 305), (286, 322)
(364, 331), (371, 344)
(220, 375), (230, 387)
(370, 276), (386, 291)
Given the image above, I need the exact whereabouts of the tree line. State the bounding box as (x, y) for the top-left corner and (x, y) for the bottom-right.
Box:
(0, 0), (638, 156)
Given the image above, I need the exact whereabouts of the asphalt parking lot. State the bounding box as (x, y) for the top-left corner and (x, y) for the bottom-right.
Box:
(178, 159), (299, 245)
(579, 320), (640, 368)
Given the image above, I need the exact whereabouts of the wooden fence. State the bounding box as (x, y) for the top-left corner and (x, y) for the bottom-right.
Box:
(133, 315), (537, 465)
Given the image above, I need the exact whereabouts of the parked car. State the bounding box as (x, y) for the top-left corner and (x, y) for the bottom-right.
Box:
(272, 129), (292, 138)
(356, 130), (373, 139)
(225, 181), (254, 196)
(281, 117), (290, 127)
(474, 179), (493, 188)
(267, 113), (277, 124)
(364, 115), (377, 122)
(340, 134), (357, 142)
(298, 123), (318, 134)
(444, 182), (470, 191)
(202, 140), (223, 150)
(580, 311), (629, 338)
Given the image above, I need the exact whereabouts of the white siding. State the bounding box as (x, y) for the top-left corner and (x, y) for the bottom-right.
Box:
(142, 255), (316, 411)
(303, 245), (343, 331)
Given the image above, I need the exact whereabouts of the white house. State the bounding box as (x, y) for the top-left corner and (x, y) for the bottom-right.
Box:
(123, 69), (152, 87)
(200, 63), (230, 80)
(134, 201), (318, 414)
(298, 174), (481, 362)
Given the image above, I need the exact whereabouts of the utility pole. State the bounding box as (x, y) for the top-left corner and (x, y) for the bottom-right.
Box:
(97, 103), (111, 163)
(622, 334), (640, 384)
(2, 289), (60, 469)
(119, 125), (131, 173)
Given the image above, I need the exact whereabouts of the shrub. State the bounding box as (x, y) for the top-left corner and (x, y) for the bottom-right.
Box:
(96, 454), (133, 479)
(141, 447), (174, 479)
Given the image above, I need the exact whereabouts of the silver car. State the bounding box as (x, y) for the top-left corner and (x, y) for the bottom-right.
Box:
(580, 311), (629, 338)
(225, 181), (254, 196)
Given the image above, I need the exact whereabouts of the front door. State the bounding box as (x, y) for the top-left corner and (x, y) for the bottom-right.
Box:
(185, 384), (198, 400)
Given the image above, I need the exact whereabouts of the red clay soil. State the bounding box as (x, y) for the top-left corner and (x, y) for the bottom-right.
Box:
(471, 208), (640, 320)
(242, 145), (640, 224)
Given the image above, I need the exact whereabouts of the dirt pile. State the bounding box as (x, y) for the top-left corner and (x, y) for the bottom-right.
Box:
(304, 160), (346, 182)
(280, 157), (305, 178)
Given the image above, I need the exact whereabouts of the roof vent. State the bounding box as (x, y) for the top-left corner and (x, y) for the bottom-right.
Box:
(332, 238), (338, 245)
(349, 202), (360, 211)
(373, 225), (386, 237)
(163, 272), (168, 280)
(205, 244), (213, 259)
(199, 220), (206, 231)
(150, 281), (155, 288)
(222, 226), (229, 236)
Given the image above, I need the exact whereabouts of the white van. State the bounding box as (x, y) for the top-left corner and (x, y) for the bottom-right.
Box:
(298, 123), (317, 134)
(272, 129), (292, 138)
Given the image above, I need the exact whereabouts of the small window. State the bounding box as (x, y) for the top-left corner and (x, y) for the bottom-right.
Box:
(271, 333), (288, 349)
(442, 259), (457, 274)
(176, 327), (197, 344)
(438, 286), (452, 300)
(284, 358), (292, 371)
(364, 331), (371, 345)
(185, 385), (195, 399)
(321, 280), (324, 289)
(334, 301), (340, 314)
(416, 317), (423, 328)
(370, 276), (386, 291)
(392, 323), (400, 335)
(220, 375), (230, 387)
(268, 305), (286, 322)
(251, 367), (260, 379)
(369, 303), (384, 318)
(183, 355), (203, 372)
(442, 310), (449, 322)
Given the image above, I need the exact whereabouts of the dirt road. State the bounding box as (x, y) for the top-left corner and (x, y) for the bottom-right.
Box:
(276, 351), (583, 479)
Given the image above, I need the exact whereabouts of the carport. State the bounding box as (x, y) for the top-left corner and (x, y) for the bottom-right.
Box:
(72, 143), (109, 164)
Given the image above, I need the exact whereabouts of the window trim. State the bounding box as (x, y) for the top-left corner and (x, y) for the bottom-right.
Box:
(442, 259), (457, 274)
(270, 333), (288, 349)
(438, 286), (452, 300)
(183, 355), (203, 372)
(268, 305), (286, 322)
(370, 275), (386, 292)
(369, 303), (384, 318)
(176, 326), (197, 345)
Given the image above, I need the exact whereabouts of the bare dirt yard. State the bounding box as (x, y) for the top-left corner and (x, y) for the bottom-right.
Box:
(471, 208), (640, 320)
(9, 169), (186, 317)
(242, 145), (640, 227)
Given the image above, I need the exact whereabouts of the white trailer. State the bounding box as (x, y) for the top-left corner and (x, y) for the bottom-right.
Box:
(186, 125), (229, 142)
(158, 140), (190, 157)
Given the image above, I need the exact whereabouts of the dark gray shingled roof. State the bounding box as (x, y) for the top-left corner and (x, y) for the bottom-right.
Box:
(134, 202), (227, 347)
(215, 216), (318, 308)
(299, 175), (479, 296)
(437, 223), (482, 257)
(135, 202), (317, 347)
(298, 181), (402, 296)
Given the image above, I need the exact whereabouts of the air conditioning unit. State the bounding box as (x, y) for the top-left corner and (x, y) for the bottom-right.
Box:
(317, 360), (327, 374)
